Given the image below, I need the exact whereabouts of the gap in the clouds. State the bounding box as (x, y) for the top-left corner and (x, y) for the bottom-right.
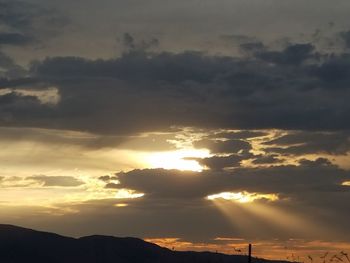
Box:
(207, 191), (279, 203)
(144, 148), (211, 172)
(0, 86), (60, 105)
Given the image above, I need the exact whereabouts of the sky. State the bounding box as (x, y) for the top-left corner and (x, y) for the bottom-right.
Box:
(1, 0), (350, 260)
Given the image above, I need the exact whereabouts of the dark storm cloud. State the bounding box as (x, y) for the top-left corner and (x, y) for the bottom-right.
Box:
(0, 0), (66, 79)
(0, 51), (16, 69)
(0, 77), (38, 88)
(0, 0), (37, 33)
(193, 139), (251, 154)
(0, 92), (40, 106)
(192, 132), (259, 170)
(0, 32), (33, 46)
(198, 151), (254, 170)
(312, 53), (350, 88)
(27, 175), (84, 187)
(0, 0), (67, 47)
(1, 31), (350, 134)
(264, 131), (350, 155)
(198, 155), (243, 170)
(0, 51), (25, 78)
(0, 92), (53, 125)
(256, 43), (316, 65)
(31, 51), (228, 83)
(112, 158), (350, 199)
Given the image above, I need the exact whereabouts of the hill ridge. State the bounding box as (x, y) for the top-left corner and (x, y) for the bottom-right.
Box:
(0, 224), (288, 263)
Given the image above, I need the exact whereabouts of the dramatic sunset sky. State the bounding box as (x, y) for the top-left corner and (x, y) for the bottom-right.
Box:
(1, 0), (350, 260)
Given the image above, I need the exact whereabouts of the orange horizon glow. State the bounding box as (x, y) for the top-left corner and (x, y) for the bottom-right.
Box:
(145, 238), (350, 262)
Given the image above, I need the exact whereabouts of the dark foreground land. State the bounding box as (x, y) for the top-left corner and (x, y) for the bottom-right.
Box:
(0, 224), (288, 263)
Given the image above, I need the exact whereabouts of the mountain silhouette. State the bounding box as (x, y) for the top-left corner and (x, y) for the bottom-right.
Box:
(0, 224), (288, 263)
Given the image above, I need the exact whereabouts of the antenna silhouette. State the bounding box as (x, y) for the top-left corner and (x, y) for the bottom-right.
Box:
(248, 244), (252, 263)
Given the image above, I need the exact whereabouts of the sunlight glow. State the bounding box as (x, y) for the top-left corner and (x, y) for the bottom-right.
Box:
(114, 203), (129, 207)
(146, 237), (350, 261)
(342, 181), (350, 186)
(207, 191), (279, 203)
(115, 189), (144, 199)
(208, 193), (326, 240)
(145, 149), (211, 172)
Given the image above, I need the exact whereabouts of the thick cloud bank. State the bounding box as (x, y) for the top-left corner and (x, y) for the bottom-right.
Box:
(1, 34), (350, 134)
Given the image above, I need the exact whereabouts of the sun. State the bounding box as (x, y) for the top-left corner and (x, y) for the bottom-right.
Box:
(145, 149), (211, 172)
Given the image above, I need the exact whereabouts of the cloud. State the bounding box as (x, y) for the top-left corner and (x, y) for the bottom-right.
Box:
(0, 176), (37, 188)
(0, 92), (40, 106)
(256, 43), (316, 65)
(0, 32), (33, 46)
(251, 154), (280, 165)
(1, 0), (350, 248)
(193, 139), (251, 154)
(2, 156), (349, 242)
(0, 51), (25, 78)
(0, 0), (67, 48)
(0, 91), (52, 124)
(0, 0), (67, 79)
(0, 51), (17, 70)
(98, 175), (113, 182)
(312, 53), (350, 89)
(35, 157), (348, 241)
(198, 153), (253, 170)
(264, 131), (350, 155)
(119, 33), (159, 52)
(111, 158), (350, 200)
(2, 32), (349, 134)
(0, 77), (38, 88)
(208, 131), (268, 140)
(340, 30), (350, 48)
(1, 31), (350, 137)
(0, 0), (37, 32)
(27, 175), (84, 187)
